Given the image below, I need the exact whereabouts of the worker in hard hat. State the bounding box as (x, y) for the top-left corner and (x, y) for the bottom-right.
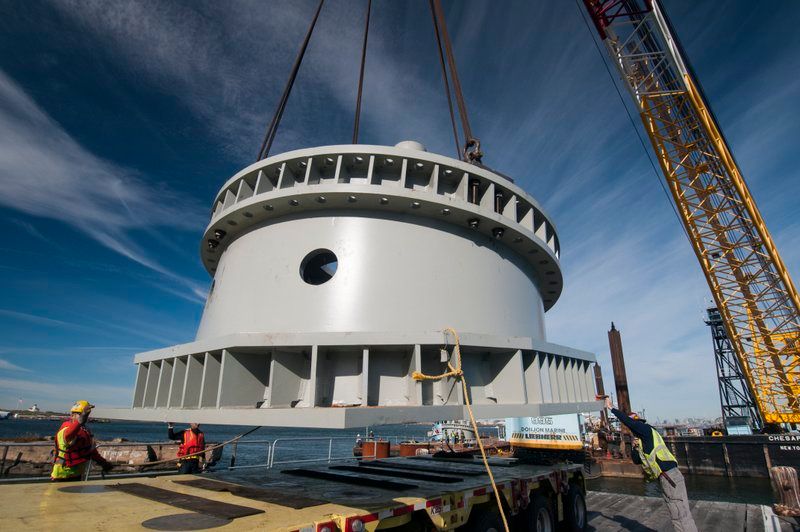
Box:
(167, 422), (206, 474)
(605, 396), (697, 532)
(51, 400), (113, 481)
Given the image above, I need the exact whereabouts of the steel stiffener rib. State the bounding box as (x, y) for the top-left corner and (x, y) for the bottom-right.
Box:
(583, 0), (800, 423)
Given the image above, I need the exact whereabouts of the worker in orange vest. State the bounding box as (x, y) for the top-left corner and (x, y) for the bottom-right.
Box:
(51, 400), (113, 481)
(167, 422), (206, 473)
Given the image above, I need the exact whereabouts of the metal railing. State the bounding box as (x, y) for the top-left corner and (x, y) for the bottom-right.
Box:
(0, 427), (504, 482)
(267, 436), (378, 468)
(226, 439), (274, 470)
(0, 440), (183, 483)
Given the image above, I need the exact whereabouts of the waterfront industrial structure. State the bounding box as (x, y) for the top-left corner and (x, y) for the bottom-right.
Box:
(4, 0), (800, 529)
(607, 323), (631, 416)
(593, 362), (608, 427)
(705, 307), (763, 432)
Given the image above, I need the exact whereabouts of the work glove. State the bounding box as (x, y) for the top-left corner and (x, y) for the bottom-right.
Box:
(101, 462), (113, 473)
(79, 412), (90, 425)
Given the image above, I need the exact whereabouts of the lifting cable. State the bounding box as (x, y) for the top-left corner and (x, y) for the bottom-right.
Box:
(412, 328), (510, 532)
(352, 0), (372, 144)
(256, 0), (326, 161)
(428, 0), (461, 160)
(256, 0), (481, 164)
(430, 0), (483, 163)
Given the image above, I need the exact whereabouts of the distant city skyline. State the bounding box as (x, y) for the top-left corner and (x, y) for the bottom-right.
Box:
(1, 1), (799, 421)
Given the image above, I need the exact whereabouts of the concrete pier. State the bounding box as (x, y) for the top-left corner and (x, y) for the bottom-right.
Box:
(587, 491), (795, 531)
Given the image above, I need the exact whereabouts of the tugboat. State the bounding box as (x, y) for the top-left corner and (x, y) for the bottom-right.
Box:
(428, 420), (476, 444)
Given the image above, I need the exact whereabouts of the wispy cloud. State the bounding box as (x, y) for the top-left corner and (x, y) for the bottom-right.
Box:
(0, 308), (87, 331)
(0, 308), (183, 347)
(0, 70), (206, 301)
(49, 0), (455, 158)
(0, 346), (145, 357)
(9, 218), (60, 248)
(0, 377), (132, 410)
(0, 358), (30, 372)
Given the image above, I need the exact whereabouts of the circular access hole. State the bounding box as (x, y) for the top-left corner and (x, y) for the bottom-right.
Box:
(300, 249), (338, 285)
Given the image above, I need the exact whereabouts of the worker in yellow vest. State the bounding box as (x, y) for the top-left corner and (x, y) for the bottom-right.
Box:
(605, 396), (697, 532)
(51, 400), (113, 481)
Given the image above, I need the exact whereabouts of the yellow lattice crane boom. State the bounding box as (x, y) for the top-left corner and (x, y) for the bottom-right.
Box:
(581, 0), (800, 424)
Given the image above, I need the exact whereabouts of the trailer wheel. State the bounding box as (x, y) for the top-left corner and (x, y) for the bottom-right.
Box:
(525, 495), (554, 532)
(465, 506), (504, 532)
(563, 485), (587, 531)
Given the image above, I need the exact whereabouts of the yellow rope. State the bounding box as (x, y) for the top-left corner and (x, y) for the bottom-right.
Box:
(413, 327), (510, 532)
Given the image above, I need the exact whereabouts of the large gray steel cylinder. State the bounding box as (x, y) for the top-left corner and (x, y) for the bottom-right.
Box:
(99, 143), (601, 428)
(196, 213), (546, 341)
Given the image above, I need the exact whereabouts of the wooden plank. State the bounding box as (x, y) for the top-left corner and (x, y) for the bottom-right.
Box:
(587, 492), (663, 531)
(692, 499), (744, 530)
(744, 505), (764, 532)
(359, 459), (488, 477)
(172, 478), (324, 509)
(108, 482), (264, 519)
(281, 468), (418, 491)
(586, 492), (763, 532)
(329, 464), (464, 484)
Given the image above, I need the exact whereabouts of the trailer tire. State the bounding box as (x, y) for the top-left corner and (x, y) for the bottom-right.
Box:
(465, 506), (504, 532)
(563, 485), (587, 531)
(525, 495), (554, 532)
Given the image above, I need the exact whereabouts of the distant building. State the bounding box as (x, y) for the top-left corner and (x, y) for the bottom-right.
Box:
(27, 404), (39, 413)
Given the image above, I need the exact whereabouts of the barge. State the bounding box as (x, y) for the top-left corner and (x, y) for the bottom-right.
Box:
(0, 455), (588, 531)
(2, 454), (795, 530)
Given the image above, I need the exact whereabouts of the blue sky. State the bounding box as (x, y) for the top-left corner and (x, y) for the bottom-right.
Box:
(1, 0), (798, 421)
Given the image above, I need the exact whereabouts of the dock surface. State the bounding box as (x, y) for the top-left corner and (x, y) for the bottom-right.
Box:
(0, 470), (797, 530)
(587, 491), (796, 531)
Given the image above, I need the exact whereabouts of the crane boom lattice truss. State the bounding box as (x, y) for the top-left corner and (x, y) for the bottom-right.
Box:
(583, 0), (800, 423)
(706, 307), (762, 430)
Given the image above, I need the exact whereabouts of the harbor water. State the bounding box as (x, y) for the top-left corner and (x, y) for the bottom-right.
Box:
(587, 475), (774, 505)
(0, 418), (432, 469)
(1, 419), (775, 504)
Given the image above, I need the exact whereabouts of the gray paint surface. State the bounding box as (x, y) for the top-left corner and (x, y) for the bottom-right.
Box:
(111, 144), (600, 428)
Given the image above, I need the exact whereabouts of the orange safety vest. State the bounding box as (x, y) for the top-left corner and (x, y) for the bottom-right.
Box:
(177, 430), (205, 459)
(53, 422), (95, 467)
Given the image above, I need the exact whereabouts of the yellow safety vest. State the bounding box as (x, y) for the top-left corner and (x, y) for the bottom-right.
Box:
(51, 426), (92, 480)
(635, 428), (677, 481)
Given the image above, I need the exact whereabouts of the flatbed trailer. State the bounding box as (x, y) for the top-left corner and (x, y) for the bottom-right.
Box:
(0, 455), (587, 531)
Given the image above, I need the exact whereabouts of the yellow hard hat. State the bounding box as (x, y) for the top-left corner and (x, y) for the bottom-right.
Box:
(70, 400), (95, 414)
